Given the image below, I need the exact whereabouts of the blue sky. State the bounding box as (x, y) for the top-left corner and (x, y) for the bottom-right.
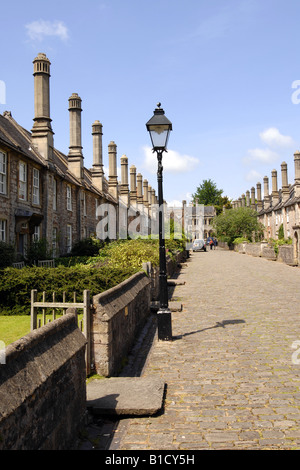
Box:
(1, 0), (300, 206)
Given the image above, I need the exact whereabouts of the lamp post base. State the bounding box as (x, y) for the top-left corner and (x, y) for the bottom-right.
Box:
(157, 308), (172, 341)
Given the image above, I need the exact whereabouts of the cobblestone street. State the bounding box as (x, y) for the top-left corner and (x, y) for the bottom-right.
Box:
(111, 249), (300, 450)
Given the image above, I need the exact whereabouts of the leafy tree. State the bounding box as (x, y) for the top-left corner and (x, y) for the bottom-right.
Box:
(25, 238), (52, 265)
(192, 179), (232, 215)
(278, 223), (284, 240)
(212, 207), (264, 245)
(214, 195), (232, 215)
(192, 179), (223, 206)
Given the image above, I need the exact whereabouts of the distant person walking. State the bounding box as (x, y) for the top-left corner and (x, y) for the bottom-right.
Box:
(209, 239), (214, 250)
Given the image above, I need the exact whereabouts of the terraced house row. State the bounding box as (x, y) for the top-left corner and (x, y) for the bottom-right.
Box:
(0, 53), (160, 259)
(232, 152), (300, 262)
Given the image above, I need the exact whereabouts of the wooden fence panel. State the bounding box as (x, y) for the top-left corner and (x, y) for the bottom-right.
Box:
(30, 289), (91, 375)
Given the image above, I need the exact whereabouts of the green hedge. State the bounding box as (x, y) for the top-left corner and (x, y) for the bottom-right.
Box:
(0, 238), (187, 316)
(0, 264), (138, 315)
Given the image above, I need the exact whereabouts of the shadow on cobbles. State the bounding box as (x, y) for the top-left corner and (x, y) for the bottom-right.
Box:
(172, 319), (245, 340)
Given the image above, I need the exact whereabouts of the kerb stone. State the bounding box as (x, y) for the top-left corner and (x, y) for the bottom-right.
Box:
(87, 377), (165, 416)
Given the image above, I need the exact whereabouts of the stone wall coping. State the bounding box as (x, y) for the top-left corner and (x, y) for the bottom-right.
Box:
(92, 271), (151, 321)
(93, 271), (151, 306)
(1, 312), (87, 426)
(4, 312), (81, 363)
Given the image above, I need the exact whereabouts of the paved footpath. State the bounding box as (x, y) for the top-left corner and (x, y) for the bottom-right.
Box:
(110, 249), (300, 450)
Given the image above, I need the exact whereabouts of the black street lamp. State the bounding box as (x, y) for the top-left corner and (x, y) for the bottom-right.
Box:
(146, 103), (173, 341)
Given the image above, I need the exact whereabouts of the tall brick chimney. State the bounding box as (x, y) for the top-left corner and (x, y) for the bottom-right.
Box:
(130, 165), (137, 206)
(256, 182), (263, 211)
(251, 187), (256, 209)
(120, 154), (129, 206)
(271, 169), (279, 205)
(31, 53), (54, 162)
(281, 162), (289, 202)
(108, 141), (118, 199)
(91, 120), (104, 191)
(263, 176), (270, 209)
(68, 93), (83, 180)
(294, 151), (300, 197)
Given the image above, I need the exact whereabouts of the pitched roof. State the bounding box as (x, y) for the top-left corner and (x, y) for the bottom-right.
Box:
(0, 112), (46, 165)
(0, 111), (118, 204)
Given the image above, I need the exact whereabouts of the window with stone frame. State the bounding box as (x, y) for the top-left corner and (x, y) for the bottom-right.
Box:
(53, 178), (57, 210)
(66, 224), (72, 253)
(0, 151), (7, 195)
(0, 219), (6, 242)
(67, 185), (72, 211)
(33, 225), (40, 241)
(32, 168), (40, 205)
(19, 161), (27, 201)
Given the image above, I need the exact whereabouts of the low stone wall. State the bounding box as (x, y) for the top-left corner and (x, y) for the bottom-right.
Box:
(278, 245), (296, 266)
(92, 271), (152, 377)
(0, 313), (87, 450)
(261, 243), (277, 261)
(245, 243), (261, 257)
(233, 241), (280, 262)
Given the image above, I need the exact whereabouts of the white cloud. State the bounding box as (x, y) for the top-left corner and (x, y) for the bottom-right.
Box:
(143, 146), (199, 174)
(166, 199), (183, 207)
(245, 169), (263, 182)
(259, 127), (294, 148)
(243, 148), (280, 165)
(25, 20), (69, 42)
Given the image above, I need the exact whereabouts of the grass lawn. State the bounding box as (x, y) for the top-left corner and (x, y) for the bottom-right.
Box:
(0, 316), (31, 346)
(0, 313), (84, 346)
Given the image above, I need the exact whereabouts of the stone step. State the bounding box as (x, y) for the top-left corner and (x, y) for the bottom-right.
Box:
(150, 301), (182, 312)
(86, 377), (165, 416)
(167, 279), (186, 285)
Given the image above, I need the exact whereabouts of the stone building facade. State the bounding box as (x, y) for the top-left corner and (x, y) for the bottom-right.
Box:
(0, 53), (160, 259)
(232, 152), (300, 265)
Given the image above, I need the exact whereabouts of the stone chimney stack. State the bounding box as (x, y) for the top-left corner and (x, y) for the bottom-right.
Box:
(281, 162), (289, 202)
(294, 152), (300, 197)
(263, 176), (270, 209)
(68, 93), (83, 180)
(251, 187), (256, 209)
(91, 120), (104, 191)
(31, 53), (54, 162)
(120, 155), (129, 206)
(271, 169), (279, 205)
(256, 182), (263, 211)
(137, 173), (143, 206)
(241, 194), (245, 207)
(143, 179), (149, 207)
(151, 188), (156, 205)
(130, 165), (137, 206)
(148, 185), (152, 204)
(108, 141), (118, 199)
(246, 190), (250, 207)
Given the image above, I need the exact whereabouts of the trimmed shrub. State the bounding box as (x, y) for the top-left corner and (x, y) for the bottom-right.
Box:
(0, 241), (16, 268)
(0, 264), (138, 315)
(70, 237), (105, 256)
